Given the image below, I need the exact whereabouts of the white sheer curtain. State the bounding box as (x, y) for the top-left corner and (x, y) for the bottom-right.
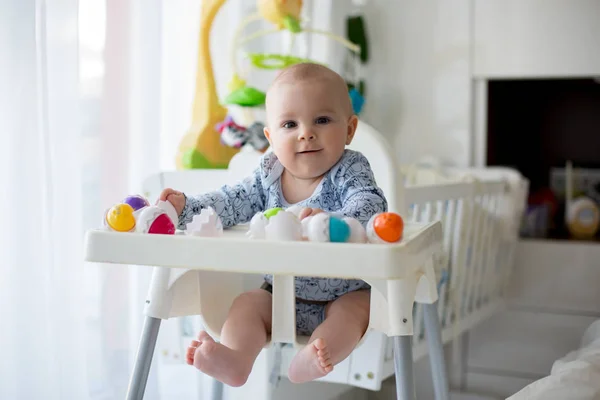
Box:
(0, 0), (88, 398)
(0, 0), (163, 398)
(0, 0), (248, 398)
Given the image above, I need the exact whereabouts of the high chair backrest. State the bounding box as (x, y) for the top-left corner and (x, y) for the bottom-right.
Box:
(348, 121), (406, 215)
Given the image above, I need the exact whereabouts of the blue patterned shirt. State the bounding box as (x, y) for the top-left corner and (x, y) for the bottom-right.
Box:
(178, 149), (388, 301)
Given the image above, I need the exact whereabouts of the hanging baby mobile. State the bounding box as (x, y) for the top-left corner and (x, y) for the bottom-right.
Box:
(176, 0), (369, 170)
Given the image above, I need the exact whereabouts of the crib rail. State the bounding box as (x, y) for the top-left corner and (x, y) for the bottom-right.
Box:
(380, 170), (527, 370)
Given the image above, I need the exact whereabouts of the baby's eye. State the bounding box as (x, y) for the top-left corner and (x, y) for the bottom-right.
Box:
(315, 116), (330, 125)
(282, 121), (297, 129)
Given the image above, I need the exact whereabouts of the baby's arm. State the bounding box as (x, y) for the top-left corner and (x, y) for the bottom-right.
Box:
(176, 167), (266, 229)
(336, 151), (388, 225)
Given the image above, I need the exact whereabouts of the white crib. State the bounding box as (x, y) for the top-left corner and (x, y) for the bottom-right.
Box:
(84, 121), (527, 400)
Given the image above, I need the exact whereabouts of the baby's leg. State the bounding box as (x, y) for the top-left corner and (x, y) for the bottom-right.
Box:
(187, 288), (272, 387)
(288, 290), (370, 383)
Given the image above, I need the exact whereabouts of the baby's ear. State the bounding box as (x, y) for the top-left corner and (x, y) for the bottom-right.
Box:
(346, 115), (359, 145)
(263, 126), (272, 145)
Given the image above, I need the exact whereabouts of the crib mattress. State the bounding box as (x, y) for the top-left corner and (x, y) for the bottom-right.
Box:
(84, 221), (442, 280)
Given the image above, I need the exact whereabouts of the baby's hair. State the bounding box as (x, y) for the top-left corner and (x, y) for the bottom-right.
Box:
(266, 63), (353, 116)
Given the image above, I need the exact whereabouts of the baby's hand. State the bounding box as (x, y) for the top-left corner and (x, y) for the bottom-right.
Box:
(299, 207), (324, 220)
(158, 188), (185, 216)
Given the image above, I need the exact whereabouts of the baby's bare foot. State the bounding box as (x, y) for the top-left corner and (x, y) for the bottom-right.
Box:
(288, 338), (333, 383)
(186, 331), (253, 387)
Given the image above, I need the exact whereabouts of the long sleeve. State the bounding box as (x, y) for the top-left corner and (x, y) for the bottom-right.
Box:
(178, 167), (266, 229)
(334, 151), (388, 226)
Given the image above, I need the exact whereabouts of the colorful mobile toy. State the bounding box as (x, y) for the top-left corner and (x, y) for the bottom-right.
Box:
(176, 0), (366, 170)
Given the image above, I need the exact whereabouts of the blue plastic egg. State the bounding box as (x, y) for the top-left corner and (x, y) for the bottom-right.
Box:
(329, 217), (350, 242)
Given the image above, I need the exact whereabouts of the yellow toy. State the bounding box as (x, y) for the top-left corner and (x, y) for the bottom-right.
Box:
(177, 0), (362, 170)
(258, 0), (303, 31)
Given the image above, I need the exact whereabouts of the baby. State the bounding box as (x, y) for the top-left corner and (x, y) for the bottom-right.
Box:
(159, 63), (388, 386)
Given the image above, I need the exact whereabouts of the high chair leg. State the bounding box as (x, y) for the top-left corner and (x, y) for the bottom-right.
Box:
(393, 335), (415, 400)
(210, 379), (224, 400)
(423, 302), (450, 400)
(127, 316), (161, 400)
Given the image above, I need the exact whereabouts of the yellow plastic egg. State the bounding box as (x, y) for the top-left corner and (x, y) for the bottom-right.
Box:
(106, 203), (136, 232)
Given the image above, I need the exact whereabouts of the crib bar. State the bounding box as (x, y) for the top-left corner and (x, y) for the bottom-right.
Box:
(446, 198), (465, 325)
(456, 196), (476, 319)
(469, 195), (492, 311)
(439, 199), (457, 324)
(464, 195), (485, 314)
(479, 195), (500, 305)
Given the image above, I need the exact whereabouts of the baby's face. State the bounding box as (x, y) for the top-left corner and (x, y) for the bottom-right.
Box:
(264, 79), (357, 179)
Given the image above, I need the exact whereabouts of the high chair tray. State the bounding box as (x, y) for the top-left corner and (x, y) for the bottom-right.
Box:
(84, 222), (441, 280)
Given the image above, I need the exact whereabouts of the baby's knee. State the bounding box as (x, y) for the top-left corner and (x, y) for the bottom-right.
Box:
(330, 293), (370, 324)
(231, 289), (272, 310)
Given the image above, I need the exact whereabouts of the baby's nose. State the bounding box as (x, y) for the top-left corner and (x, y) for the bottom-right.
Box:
(298, 127), (316, 140)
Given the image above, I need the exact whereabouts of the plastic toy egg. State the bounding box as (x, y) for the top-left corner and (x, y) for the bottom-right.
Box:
(133, 206), (147, 221)
(329, 217), (350, 242)
(265, 211), (302, 241)
(157, 200), (179, 225)
(248, 212), (269, 239)
(105, 203), (136, 232)
(343, 217), (367, 243)
(123, 194), (150, 211)
(305, 214), (350, 243)
(286, 205), (304, 219)
(301, 215), (313, 239)
(264, 207), (283, 219)
(306, 213), (329, 242)
(367, 212), (404, 243)
(136, 206), (175, 235)
(186, 207), (223, 237)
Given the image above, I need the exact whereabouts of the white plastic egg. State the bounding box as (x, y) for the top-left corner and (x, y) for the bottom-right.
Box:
(101, 208), (112, 231)
(306, 213), (330, 242)
(366, 215), (384, 244)
(133, 206), (147, 221)
(264, 211), (302, 241)
(248, 212), (268, 239)
(185, 207), (223, 237)
(301, 216), (313, 239)
(157, 200), (178, 226)
(343, 217), (367, 243)
(136, 206), (175, 234)
(286, 205), (304, 218)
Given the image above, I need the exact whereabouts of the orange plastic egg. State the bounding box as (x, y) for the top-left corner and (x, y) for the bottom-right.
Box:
(373, 212), (404, 243)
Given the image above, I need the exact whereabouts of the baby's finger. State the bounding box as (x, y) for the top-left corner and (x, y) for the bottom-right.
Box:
(299, 207), (313, 220)
(310, 209), (324, 217)
(186, 347), (195, 365)
(158, 188), (176, 202)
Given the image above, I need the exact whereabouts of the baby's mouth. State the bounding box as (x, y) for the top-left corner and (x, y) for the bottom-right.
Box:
(297, 149), (322, 154)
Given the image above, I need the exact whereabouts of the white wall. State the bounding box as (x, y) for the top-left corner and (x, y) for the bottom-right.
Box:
(326, 0), (600, 167)
(473, 0), (600, 78)
(324, 0), (474, 167)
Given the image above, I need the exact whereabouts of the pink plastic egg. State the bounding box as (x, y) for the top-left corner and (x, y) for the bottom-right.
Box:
(136, 206), (175, 235)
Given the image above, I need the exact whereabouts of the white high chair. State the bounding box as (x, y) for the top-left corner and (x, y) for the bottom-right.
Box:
(84, 121), (450, 400)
